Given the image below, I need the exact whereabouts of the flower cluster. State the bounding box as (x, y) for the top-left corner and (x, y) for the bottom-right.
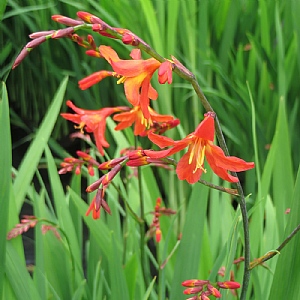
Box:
(85, 149), (175, 219)
(12, 10), (254, 221)
(59, 150), (100, 176)
(182, 279), (240, 299)
(7, 215), (61, 240)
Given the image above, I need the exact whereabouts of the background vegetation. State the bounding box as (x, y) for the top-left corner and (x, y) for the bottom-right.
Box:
(1, 0), (299, 299)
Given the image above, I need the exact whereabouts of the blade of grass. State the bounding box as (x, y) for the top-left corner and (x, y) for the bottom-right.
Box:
(13, 76), (68, 213)
(143, 276), (157, 300)
(33, 188), (47, 300)
(109, 234), (130, 300)
(45, 145), (89, 298)
(272, 97), (294, 239)
(0, 82), (11, 298)
(269, 165), (300, 299)
(6, 242), (40, 299)
(0, 0), (7, 21)
(169, 183), (209, 300)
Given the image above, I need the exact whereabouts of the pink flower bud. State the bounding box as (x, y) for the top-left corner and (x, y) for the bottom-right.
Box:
(51, 27), (74, 39)
(29, 30), (55, 39)
(12, 48), (30, 69)
(27, 36), (46, 47)
(51, 15), (84, 26)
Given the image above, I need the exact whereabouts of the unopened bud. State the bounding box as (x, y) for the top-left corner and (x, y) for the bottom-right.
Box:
(182, 280), (209, 287)
(51, 27), (74, 39)
(207, 284), (221, 298)
(217, 281), (241, 290)
(183, 286), (203, 295)
(51, 15), (84, 26)
(29, 30), (55, 39)
(102, 164), (123, 186)
(85, 49), (102, 58)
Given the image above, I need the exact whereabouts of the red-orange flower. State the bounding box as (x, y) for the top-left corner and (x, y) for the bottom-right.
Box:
(113, 105), (175, 136)
(144, 112), (255, 184)
(79, 45), (173, 119)
(61, 100), (129, 155)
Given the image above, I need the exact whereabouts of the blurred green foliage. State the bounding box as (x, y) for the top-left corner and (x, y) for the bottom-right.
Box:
(1, 1), (300, 299)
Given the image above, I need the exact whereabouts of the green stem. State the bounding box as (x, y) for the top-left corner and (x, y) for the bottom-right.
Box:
(135, 137), (148, 288)
(250, 223), (300, 269)
(189, 80), (250, 300)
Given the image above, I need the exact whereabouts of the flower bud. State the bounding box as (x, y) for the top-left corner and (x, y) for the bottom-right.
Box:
(85, 50), (102, 58)
(29, 30), (55, 39)
(207, 284), (221, 298)
(182, 280), (209, 287)
(51, 15), (84, 26)
(101, 164), (123, 186)
(217, 281), (241, 289)
(158, 60), (173, 84)
(26, 36), (47, 48)
(12, 48), (30, 69)
(99, 157), (127, 170)
(51, 27), (74, 39)
(183, 286), (203, 295)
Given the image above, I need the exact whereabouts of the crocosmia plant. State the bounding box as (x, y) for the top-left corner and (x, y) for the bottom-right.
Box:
(6, 5), (299, 300)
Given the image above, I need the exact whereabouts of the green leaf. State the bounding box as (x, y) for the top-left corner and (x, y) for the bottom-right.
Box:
(143, 276), (157, 300)
(6, 242), (40, 300)
(269, 166), (300, 298)
(169, 183), (209, 300)
(0, 82), (11, 298)
(0, 0), (7, 21)
(13, 77), (68, 213)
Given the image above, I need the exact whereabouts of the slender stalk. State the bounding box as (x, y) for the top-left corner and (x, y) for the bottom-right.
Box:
(135, 137), (148, 288)
(134, 32), (251, 297)
(190, 79), (251, 300)
(138, 166), (147, 287)
(249, 223), (300, 269)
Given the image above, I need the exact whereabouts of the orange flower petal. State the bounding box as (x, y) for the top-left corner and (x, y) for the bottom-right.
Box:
(176, 150), (203, 184)
(207, 144), (255, 172)
(194, 113), (215, 141)
(99, 45), (120, 63)
(130, 48), (141, 60)
(111, 58), (160, 77)
(79, 71), (114, 90)
(147, 132), (175, 148)
(123, 77), (144, 106)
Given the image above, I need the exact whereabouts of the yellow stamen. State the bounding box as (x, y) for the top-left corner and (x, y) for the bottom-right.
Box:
(137, 108), (153, 128)
(74, 122), (85, 133)
(188, 138), (206, 174)
(117, 76), (127, 84)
